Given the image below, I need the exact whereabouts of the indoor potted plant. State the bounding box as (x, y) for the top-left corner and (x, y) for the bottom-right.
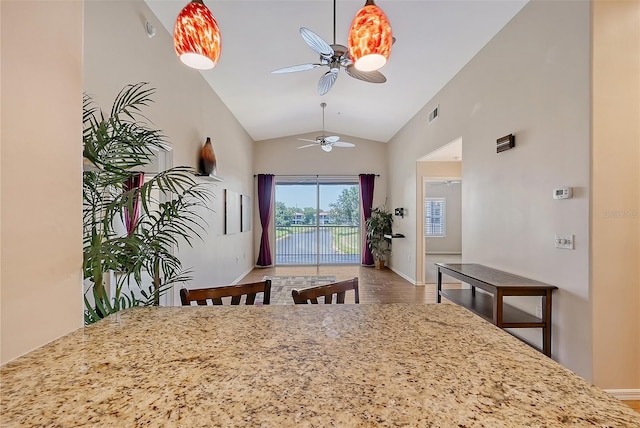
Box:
(83, 82), (212, 324)
(365, 205), (393, 269)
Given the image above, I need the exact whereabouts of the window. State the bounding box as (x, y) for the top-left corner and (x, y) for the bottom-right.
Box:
(425, 198), (446, 237)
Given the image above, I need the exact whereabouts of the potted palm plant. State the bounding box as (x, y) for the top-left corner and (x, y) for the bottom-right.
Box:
(365, 205), (393, 269)
(83, 82), (212, 324)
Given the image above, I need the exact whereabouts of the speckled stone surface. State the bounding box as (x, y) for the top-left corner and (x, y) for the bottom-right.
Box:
(2, 304), (639, 427)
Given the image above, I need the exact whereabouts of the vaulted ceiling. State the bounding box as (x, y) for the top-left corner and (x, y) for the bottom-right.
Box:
(146, 0), (528, 143)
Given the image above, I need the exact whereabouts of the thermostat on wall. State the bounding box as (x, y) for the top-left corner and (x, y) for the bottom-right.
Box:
(553, 187), (573, 199)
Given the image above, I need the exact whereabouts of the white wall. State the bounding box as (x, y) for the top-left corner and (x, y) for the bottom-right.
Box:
(253, 133), (389, 263)
(387, 0), (592, 378)
(83, 0), (256, 296)
(1, 0), (84, 363)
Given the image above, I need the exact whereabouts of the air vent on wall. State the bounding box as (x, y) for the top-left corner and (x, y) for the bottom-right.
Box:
(428, 105), (439, 123)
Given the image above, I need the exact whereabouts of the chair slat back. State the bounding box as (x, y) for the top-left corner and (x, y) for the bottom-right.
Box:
(180, 280), (271, 306)
(291, 278), (359, 304)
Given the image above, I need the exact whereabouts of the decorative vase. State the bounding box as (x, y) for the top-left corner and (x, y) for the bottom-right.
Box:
(375, 260), (385, 270)
(199, 137), (217, 175)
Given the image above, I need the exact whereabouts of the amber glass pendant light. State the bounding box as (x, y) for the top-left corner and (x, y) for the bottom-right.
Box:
(348, 0), (392, 72)
(174, 0), (221, 70)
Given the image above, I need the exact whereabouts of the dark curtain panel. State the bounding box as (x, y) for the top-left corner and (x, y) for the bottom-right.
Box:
(123, 172), (144, 237)
(359, 174), (375, 265)
(256, 174), (275, 266)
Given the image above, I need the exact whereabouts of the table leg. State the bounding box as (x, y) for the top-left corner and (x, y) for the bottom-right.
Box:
(437, 268), (442, 303)
(542, 291), (552, 357)
(493, 289), (503, 326)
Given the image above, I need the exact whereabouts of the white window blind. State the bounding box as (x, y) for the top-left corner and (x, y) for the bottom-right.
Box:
(425, 198), (446, 237)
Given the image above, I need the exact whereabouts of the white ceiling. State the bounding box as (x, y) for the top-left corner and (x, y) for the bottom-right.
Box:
(146, 0), (528, 143)
(419, 137), (462, 161)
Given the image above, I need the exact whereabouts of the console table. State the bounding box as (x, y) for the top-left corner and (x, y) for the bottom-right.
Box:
(436, 263), (558, 357)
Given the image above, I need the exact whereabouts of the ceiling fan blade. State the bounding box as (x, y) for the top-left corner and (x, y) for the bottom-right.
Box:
(345, 65), (387, 83)
(318, 71), (338, 95)
(300, 27), (334, 57)
(297, 144), (317, 149)
(332, 141), (355, 148)
(298, 138), (319, 143)
(324, 135), (340, 143)
(272, 63), (322, 74)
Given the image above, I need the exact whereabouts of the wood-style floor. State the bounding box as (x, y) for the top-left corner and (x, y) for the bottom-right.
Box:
(241, 265), (439, 304)
(241, 265), (640, 414)
(625, 401), (640, 413)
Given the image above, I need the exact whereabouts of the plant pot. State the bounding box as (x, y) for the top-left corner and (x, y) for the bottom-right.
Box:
(375, 260), (385, 270)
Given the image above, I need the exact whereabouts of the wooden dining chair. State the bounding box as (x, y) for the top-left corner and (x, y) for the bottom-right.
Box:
(291, 277), (359, 304)
(180, 280), (271, 306)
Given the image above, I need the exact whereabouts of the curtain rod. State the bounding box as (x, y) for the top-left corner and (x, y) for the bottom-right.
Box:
(253, 174), (380, 177)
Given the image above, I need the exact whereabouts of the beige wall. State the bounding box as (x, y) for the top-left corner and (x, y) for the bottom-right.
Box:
(591, 0), (640, 389)
(1, 1), (84, 363)
(83, 0), (256, 297)
(254, 133), (389, 263)
(388, 0), (593, 378)
(424, 182), (462, 254)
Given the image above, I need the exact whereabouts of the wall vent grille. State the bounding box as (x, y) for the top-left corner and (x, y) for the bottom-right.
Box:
(428, 106), (439, 123)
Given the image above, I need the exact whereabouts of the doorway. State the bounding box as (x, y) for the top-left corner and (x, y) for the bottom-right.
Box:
(415, 137), (462, 285)
(274, 176), (361, 265)
(423, 179), (462, 284)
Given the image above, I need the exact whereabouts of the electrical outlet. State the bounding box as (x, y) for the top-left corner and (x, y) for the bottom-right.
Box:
(555, 234), (574, 250)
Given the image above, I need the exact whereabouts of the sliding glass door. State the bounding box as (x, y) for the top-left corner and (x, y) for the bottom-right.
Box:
(275, 176), (360, 265)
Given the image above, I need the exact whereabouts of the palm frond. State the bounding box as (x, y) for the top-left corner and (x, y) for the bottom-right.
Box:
(83, 82), (212, 323)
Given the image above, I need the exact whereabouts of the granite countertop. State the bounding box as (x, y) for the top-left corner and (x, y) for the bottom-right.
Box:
(2, 304), (639, 427)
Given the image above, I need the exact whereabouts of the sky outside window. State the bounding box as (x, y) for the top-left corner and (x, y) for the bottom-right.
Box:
(276, 184), (354, 211)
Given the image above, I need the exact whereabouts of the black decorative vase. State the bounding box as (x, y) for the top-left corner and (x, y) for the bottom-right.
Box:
(199, 137), (217, 175)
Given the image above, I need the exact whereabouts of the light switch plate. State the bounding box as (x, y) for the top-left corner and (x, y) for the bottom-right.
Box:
(555, 234), (574, 250)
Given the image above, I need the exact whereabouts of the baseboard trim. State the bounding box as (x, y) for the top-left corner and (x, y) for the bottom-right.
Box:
(604, 389), (640, 400)
(232, 267), (255, 285)
(388, 267), (416, 285)
(425, 252), (462, 255)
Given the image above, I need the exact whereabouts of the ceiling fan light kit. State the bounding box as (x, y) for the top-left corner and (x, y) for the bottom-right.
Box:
(348, 0), (393, 72)
(297, 103), (356, 153)
(271, 0), (389, 95)
(174, 0), (221, 70)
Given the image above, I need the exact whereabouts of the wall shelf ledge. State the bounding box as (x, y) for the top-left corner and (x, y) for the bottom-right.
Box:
(195, 173), (224, 182)
(384, 233), (405, 239)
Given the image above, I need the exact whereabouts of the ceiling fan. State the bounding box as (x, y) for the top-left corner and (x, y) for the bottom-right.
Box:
(298, 103), (355, 152)
(271, 0), (387, 95)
